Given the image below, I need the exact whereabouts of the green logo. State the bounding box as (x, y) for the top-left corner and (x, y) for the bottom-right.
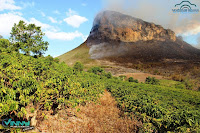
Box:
(2, 118), (34, 131)
(2, 118), (30, 127)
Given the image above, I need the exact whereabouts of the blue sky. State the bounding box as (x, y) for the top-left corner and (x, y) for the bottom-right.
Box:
(0, 0), (103, 57)
(0, 0), (200, 57)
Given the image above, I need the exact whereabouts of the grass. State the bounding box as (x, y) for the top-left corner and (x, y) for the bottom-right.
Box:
(58, 42), (100, 68)
(159, 79), (182, 87)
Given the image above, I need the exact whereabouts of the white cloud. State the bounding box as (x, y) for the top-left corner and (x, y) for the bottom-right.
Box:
(0, 12), (25, 36)
(40, 11), (45, 17)
(45, 31), (84, 41)
(53, 54), (60, 58)
(48, 17), (57, 23)
(53, 10), (60, 14)
(12, 11), (23, 16)
(64, 15), (88, 28)
(28, 18), (57, 32)
(82, 35), (88, 42)
(64, 8), (88, 28)
(81, 3), (87, 6)
(102, 0), (200, 37)
(0, 11), (85, 41)
(0, 12), (57, 36)
(175, 20), (200, 36)
(58, 21), (62, 24)
(66, 8), (77, 16)
(20, 1), (35, 8)
(0, 0), (21, 11)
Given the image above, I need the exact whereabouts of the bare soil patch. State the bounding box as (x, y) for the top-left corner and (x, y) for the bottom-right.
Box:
(97, 60), (163, 82)
(30, 90), (141, 133)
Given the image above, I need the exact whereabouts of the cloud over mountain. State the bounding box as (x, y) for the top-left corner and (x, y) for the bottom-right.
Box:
(64, 8), (88, 28)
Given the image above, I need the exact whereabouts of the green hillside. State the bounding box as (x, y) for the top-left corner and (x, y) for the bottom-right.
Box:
(58, 42), (99, 68)
(1, 38), (200, 132)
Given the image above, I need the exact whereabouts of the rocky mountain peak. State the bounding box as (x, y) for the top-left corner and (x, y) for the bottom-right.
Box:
(85, 10), (200, 61)
(87, 10), (176, 46)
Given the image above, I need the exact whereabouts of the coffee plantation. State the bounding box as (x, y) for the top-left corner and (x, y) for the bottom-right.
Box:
(0, 21), (199, 132)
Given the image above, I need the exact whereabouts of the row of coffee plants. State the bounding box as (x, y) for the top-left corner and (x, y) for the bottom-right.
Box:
(0, 52), (105, 120)
(105, 79), (200, 132)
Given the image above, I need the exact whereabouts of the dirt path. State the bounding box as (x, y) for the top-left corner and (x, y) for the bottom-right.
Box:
(34, 90), (141, 133)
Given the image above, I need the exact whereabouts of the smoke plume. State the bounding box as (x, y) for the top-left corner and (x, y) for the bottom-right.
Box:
(102, 0), (200, 36)
(89, 43), (128, 59)
(88, 1), (200, 58)
(197, 36), (200, 49)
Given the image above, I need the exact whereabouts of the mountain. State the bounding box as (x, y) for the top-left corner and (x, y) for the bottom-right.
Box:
(86, 10), (200, 61)
(59, 10), (200, 65)
(87, 11), (176, 46)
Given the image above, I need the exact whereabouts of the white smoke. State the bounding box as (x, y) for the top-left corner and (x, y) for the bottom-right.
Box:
(102, 0), (200, 34)
(101, 0), (200, 48)
(89, 43), (107, 59)
(89, 43), (128, 59)
(197, 36), (200, 49)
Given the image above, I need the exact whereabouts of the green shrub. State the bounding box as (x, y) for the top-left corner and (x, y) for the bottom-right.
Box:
(88, 67), (104, 75)
(30, 107), (35, 113)
(105, 72), (112, 79)
(73, 61), (84, 72)
(175, 83), (186, 89)
(128, 77), (138, 83)
(183, 80), (193, 90)
(0, 39), (12, 53)
(119, 75), (127, 81)
(145, 77), (160, 85)
(153, 69), (159, 74)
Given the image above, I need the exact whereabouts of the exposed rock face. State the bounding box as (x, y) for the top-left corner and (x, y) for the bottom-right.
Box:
(86, 10), (200, 61)
(87, 11), (176, 46)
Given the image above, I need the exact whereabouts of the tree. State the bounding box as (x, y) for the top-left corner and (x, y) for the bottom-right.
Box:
(0, 35), (3, 39)
(10, 20), (49, 56)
